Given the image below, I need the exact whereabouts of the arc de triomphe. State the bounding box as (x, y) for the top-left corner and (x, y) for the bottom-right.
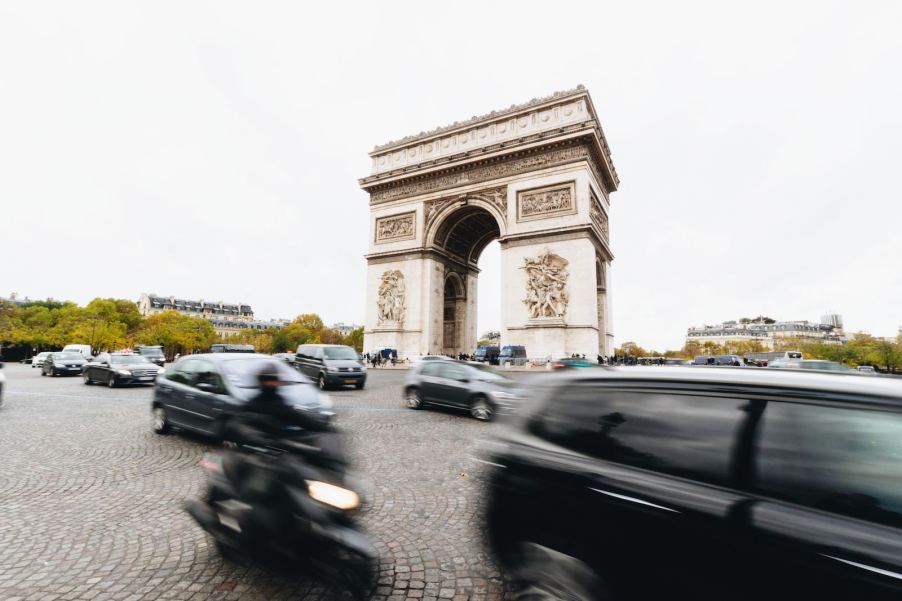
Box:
(360, 86), (619, 360)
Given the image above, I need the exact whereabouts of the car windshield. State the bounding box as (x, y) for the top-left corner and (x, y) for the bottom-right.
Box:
(469, 363), (509, 381)
(138, 348), (163, 357)
(111, 355), (150, 365)
(323, 346), (359, 360)
(221, 358), (308, 388)
(56, 352), (83, 360)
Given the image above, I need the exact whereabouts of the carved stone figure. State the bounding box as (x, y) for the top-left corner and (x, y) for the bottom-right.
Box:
(521, 250), (569, 319)
(590, 193), (609, 240)
(377, 270), (406, 324)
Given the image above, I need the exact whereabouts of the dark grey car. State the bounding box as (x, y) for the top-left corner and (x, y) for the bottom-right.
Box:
(295, 344), (367, 390)
(403, 360), (522, 421)
(151, 353), (333, 439)
(41, 352), (88, 376)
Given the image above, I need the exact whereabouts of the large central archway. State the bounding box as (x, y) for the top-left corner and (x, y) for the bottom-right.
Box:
(429, 204), (502, 356)
(361, 87), (619, 361)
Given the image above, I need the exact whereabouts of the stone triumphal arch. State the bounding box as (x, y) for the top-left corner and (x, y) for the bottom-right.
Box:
(360, 86), (619, 360)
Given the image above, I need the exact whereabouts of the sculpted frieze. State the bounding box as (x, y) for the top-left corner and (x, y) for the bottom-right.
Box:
(375, 212), (416, 243)
(369, 143), (595, 204)
(517, 182), (575, 222)
(589, 190), (609, 241)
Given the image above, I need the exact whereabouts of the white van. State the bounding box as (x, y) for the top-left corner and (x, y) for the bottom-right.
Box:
(62, 344), (93, 360)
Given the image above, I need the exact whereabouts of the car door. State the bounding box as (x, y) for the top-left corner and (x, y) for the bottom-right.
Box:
(158, 359), (202, 429)
(90, 353), (110, 380)
(746, 399), (902, 601)
(529, 382), (757, 599)
(186, 360), (228, 436)
(432, 362), (472, 408)
(417, 362), (444, 402)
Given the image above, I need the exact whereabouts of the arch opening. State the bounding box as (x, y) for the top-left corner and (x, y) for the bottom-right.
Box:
(432, 205), (502, 357)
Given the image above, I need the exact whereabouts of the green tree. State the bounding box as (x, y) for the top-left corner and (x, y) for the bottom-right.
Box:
(343, 326), (364, 353)
(137, 311), (217, 360)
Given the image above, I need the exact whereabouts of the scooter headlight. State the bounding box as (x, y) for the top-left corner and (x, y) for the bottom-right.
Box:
(306, 480), (360, 510)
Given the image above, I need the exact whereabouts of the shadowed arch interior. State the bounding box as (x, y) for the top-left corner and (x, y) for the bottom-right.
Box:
(433, 206), (501, 266)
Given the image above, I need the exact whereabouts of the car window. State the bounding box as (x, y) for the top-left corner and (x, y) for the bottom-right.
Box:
(756, 401), (902, 528)
(194, 363), (225, 393)
(313, 347), (324, 360)
(420, 362), (444, 376)
(530, 385), (747, 486)
(167, 359), (199, 385)
(296, 346), (308, 359)
(438, 363), (470, 381)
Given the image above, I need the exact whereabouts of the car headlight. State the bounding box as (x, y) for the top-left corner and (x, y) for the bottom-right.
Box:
(157, 367), (166, 375)
(306, 480), (360, 510)
(117, 369), (132, 376)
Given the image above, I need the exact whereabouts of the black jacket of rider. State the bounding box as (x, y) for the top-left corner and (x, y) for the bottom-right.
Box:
(229, 386), (326, 447)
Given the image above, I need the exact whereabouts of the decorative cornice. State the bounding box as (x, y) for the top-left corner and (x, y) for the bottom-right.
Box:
(371, 85), (588, 153)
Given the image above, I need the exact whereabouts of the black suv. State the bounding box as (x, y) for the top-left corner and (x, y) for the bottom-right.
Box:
(484, 367), (902, 600)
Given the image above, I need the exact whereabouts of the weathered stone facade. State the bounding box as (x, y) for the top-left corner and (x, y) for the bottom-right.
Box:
(361, 86), (618, 360)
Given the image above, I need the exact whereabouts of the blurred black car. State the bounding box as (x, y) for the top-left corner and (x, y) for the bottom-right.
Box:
(484, 367), (902, 601)
(83, 352), (161, 387)
(135, 345), (166, 367)
(41, 352), (88, 376)
(151, 353), (333, 439)
(403, 360), (522, 420)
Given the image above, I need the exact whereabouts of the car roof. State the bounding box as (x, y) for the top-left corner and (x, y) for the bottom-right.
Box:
(550, 365), (902, 402)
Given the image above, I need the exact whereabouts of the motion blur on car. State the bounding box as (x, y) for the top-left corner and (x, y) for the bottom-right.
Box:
(41, 351), (88, 376)
(483, 366), (902, 601)
(404, 360), (522, 420)
(152, 353), (333, 439)
(551, 357), (596, 369)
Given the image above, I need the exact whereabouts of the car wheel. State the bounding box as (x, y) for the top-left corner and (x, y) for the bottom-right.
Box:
(406, 387), (424, 410)
(83, 372), (92, 385)
(152, 406), (171, 434)
(508, 542), (610, 601)
(318, 373), (328, 391)
(41, 368), (46, 376)
(108, 374), (117, 388)
(470, 395), (493, 421)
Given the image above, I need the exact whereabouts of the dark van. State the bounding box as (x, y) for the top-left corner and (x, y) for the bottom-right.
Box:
(135, 345), (165, 367)
(474, 345), (500, 364)
(499, 345), (527, 366)
(295, 344), (367, 390)
(693, 355), (715, 365)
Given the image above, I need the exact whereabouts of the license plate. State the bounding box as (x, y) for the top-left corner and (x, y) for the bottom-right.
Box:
(138, 376), (152, 381)
(345, 379), (356, 384)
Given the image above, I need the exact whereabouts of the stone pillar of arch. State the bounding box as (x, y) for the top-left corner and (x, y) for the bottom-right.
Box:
(360, 86), (619, 360)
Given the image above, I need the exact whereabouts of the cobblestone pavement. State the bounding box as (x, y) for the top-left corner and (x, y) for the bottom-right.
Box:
(0, 363), (520, 601)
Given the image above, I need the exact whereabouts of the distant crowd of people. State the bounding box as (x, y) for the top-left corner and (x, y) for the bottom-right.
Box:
(363, 349), (398, 367)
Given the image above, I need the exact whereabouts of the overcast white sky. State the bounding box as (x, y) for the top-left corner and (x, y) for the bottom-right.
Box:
(1, 1), (900, 350)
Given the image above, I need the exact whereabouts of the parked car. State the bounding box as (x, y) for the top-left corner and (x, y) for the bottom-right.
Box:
(664, 358), (692, 366)
(296, 344), (367, 390)
(62, 344), (92, 360)
(151, 353), (333, 439)
(474, 345), (501, 364)
(714, 354), (745, 366)
(403, 360), (522, 420)
(31, 351), (53, 368)
(551, 357), (596, 369)
(82, 352), (161, 387)
(41, 352), (88, 376)
(693, 355), (716, 365)
(135, 345), (165, 367)
(483, 366), (902, 600)
(499, 345), (528, 366)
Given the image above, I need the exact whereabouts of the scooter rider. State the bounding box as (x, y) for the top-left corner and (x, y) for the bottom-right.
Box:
(228, 362), (329, 448)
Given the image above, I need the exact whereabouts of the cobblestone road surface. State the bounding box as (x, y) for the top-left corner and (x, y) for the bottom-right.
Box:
(0, 363), (518, 601)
